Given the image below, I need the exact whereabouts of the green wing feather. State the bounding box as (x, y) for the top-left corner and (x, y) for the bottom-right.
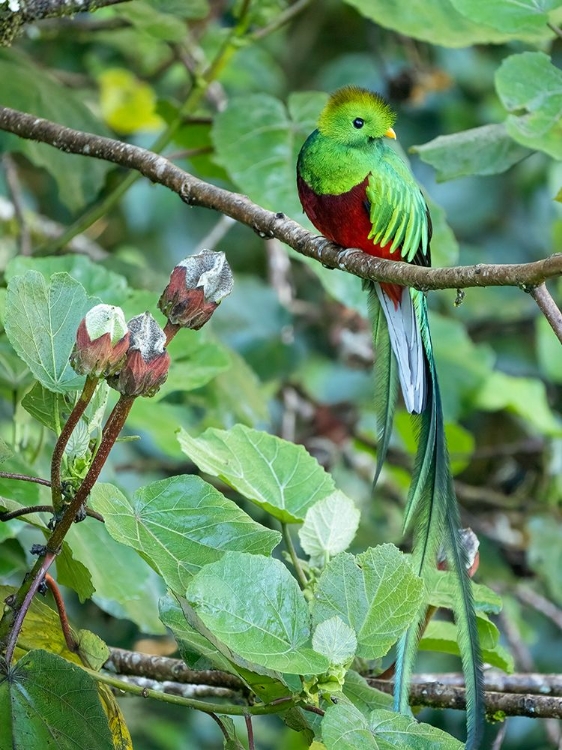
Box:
(366, 149), (429, 262)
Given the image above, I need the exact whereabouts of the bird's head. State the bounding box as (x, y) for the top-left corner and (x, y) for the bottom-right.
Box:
(317, 86), (397, 147)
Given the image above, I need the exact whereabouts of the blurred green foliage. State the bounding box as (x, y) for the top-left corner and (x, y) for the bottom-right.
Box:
(1, 0), (562, 747)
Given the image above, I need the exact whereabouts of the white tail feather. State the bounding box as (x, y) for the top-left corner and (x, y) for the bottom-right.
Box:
(375, 283), (426, 414)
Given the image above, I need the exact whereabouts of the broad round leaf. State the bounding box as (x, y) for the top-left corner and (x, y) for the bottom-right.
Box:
(178, 424), (335, 522)
(186, 551), (329, 674)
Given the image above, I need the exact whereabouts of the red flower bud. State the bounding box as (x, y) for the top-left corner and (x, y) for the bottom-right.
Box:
(71, 304), (129, 378)
(109, 313), (170, 398)
(158, 250), (233, 330)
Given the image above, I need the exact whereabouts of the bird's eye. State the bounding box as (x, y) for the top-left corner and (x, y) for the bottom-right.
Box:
(353, 117), (364, 129)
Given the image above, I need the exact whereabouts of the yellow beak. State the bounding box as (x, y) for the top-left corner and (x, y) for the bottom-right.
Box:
(385, 127), (397, 140)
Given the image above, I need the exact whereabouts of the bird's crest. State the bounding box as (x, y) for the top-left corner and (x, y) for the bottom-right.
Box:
(318, 85), (396, 142)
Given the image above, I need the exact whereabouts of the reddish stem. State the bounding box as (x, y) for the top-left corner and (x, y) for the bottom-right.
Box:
(45, 574), (78, 653)
(0, 472), (51, 487)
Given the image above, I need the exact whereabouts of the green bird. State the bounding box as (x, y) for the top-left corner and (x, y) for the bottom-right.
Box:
(297, 86), (484, 748)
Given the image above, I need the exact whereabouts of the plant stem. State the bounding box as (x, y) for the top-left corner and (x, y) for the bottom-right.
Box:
(0, 395), (134, 659)
(281, 522), (308, 589)
(528, 282), (562, 345)
(0, 472), (51, 487)
(45, 573), (78, 653)
(85, 667), (298, 715)
(0, 504), (104, 523)
(51, 375), (99, 512)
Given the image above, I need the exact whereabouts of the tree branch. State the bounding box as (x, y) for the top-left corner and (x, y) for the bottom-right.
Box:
(369, 677), (562, 719)
(105, 647), (247, 692)
(1, 104), (561, 292)
(0, 0), (131, 44)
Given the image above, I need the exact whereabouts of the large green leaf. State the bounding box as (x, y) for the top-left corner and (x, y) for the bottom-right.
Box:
(91, 476), (280, 596)
(5, 256), (130, 307)
(321, 702), (465, 749)
(0, 650), (113, 750)
(178, 424), (335, 522)
(69, 485), (165, 633)
(186, 551), (329, 674)
(4, 271), (94, 393)
(368, 709), (464, 749)
(0, 50), (112, 212)
(213, 91), (327, 220)
(451, 0), (562, 36)
(162, 594), (295, 702)
(495, 51), (562, 160)
(155, 330), (231, 400)
(321, 700), (378, 749)
(413, 123), (530, 182)
(312, 546), (424, 660)
(342, 0), (523, 47)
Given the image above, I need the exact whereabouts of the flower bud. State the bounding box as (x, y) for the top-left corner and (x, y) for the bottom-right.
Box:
(158, 250), (233, 330)
(71, 304), (129, 378)
(109, 313), (170, 397)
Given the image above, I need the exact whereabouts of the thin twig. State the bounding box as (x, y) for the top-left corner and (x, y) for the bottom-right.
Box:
(245, 715), (255, 750)
(44, 573), (78, 653)
(0, 472), (51, 487)
(528, 282), (562, 344)
(0, 504), (104, 523)
(516, 586), (562, 631)
(1, 104), (562, 292)
(250, 0), (313, 40)
(50, 375), (99, 512)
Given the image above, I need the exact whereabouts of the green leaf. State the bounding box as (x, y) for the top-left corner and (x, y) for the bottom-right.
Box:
(555, 186), (562, 202)
(368, 708), (464, 749)
(312, 616), (357, 665)
(424, 569), (503, 615)
(21, 383), (67, 433)
(0, 585), (86, 666)
(298, 491), (361, 567)
(5, 256), (130, 306)
(161, 594), (294, 702)
(312, 546), (424, 660)
(341, 0), (521, 47)
(420, 618), (514, 672)
(475, 370), (562, 436)
(0, 437), (13, 465)
(0, 650), (113, 750)
(68, 485), (165, 633)
(159, 594), (237, 673)
(155, 330), (231, 400)
(321, 701), (378, 749)
(217, 715), (245, 750)
(4, 271), (94, 393)
(213, 91), (328, 220)
(343, 671), (393, 715)
(537, 314), (562, 384)
(186, 551), (329, 674)
(178, 424), (335, 523)
(451, 0), (562, 36)
(496, 51), (562, 160)
(413, 123), (530, 182)
(527, 516), (562, 604)
(0, 339), (34, 397)
(0, 49), (112, 212)
(91, 476), (280, 597)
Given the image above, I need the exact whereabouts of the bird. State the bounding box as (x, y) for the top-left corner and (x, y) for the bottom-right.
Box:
(297, 85), (483, 749)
